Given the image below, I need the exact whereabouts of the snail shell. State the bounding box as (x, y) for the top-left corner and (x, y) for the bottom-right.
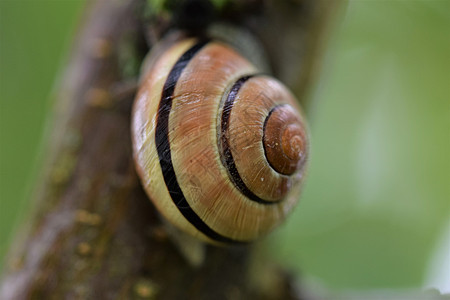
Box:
(132, 37), (309, 244)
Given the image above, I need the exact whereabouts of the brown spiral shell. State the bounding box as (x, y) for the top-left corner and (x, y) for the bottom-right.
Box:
(132, 37), (309, 244)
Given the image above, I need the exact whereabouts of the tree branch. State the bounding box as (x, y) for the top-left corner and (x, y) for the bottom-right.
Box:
(0, 1), (343, 299)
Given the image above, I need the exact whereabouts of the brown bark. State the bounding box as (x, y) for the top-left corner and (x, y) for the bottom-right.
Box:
(0, 0), (344, 299)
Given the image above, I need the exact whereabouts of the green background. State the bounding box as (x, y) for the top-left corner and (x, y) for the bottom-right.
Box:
(1, 0), (449, 292)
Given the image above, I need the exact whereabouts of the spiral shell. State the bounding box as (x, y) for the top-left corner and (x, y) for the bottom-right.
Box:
(132, 37), (309, 244)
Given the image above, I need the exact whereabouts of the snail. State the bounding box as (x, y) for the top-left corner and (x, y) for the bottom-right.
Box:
(131, 33), (309, 245)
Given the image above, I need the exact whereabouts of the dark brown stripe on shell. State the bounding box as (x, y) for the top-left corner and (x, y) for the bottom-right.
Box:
(219, 76), (282, 205)
(155, 40), (247, 244)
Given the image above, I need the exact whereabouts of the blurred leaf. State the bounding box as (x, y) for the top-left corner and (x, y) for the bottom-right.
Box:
(275, 0), (450, 290)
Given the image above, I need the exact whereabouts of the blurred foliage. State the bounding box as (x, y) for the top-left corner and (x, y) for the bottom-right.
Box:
(0, 0), (449, 292)
(0, 0), (85, 263)
(274, 0), (450, 291)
